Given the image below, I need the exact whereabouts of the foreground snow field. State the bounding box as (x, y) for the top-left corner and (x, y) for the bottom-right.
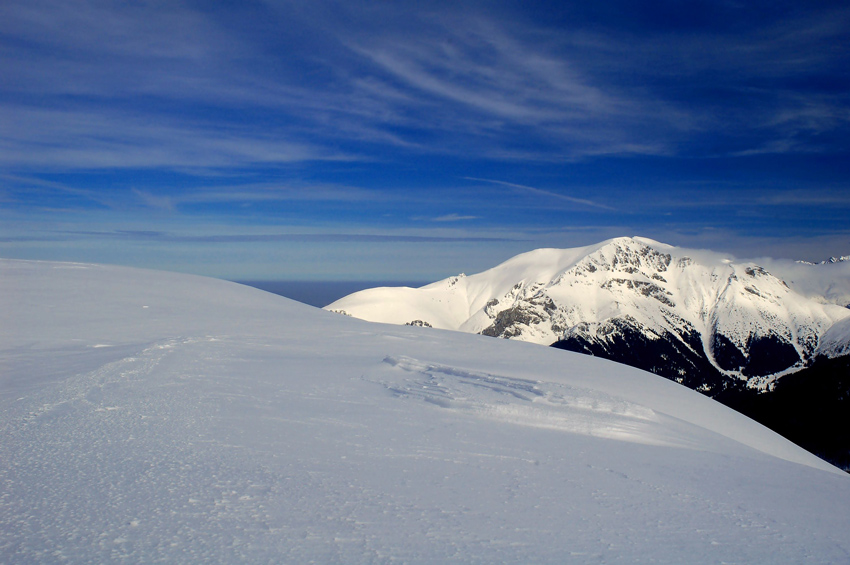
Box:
(2, 259), (849, 563)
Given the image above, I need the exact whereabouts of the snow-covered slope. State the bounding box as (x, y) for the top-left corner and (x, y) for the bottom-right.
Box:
(328, 237), (850, 392)
(818, 316), (850, 358)
(2, 258), (849, 562)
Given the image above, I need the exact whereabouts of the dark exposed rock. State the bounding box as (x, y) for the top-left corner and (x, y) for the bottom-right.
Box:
(744, 265), (790, 288)
(482, 291), (559, 339)
(482, 304), (546, 338)
(607, 242), (671, 274)
(535, 295), (558, 314)
(405, 320), (432, 327)
(600, 279), (675, 307)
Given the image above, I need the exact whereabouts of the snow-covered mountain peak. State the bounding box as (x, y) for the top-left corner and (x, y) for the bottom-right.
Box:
(327, 237), (850, 392)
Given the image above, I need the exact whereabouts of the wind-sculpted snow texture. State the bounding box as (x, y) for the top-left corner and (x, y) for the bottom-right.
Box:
(328, 237), (850, 393)
(2, 259), (850, 562)
(371, 356), (679, 447)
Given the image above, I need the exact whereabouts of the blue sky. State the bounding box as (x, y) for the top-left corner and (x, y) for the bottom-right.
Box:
(1, 0), (848, 280)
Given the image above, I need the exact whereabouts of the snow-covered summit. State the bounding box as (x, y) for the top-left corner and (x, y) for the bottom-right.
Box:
(798, 255), (850, 265)
(2, 258), (849, 562)
(327, 237), (850, 392)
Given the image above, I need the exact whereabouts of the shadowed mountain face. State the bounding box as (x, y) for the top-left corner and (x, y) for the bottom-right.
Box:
(718, 355), (850, 472)
(552, 317), (732, 396)
(551, 319), (808, 394)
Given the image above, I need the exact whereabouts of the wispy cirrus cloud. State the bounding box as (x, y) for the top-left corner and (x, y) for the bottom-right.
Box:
(1, 172), (383, 218)
(351, 22), (623, 122)
(464, 177), (614, 211)
(342, 17), (673, 160)
(47, 230), (518, 244)
(132, 189), (175, 212)
(0, 0), (683, 169)
(758, 189), (850, 207)
(3, 0), (848, 173)
(0, 106), (351, 170)
(430, 213), (479, 222)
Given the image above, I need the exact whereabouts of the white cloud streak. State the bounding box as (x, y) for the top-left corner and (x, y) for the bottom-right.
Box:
(464, 177), (615, 211)
(430, 213), (479, 222)
(0, 107), (349, 169)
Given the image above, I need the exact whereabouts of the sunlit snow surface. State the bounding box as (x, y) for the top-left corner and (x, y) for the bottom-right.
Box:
(2, 259), (849, 563)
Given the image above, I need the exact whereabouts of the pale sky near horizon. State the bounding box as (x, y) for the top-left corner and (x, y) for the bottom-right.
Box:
(2, 0), (848, 280)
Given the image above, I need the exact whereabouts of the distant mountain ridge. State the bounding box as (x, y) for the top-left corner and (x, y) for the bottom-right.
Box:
(327, 237), (850, 395)
(799, 255), (850, 265)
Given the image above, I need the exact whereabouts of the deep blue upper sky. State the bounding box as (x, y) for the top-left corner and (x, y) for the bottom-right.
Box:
(2, 0), (848, 280)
